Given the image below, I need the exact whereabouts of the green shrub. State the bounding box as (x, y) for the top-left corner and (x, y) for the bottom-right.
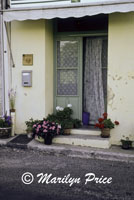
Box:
(46, 106), (81, 134)
(25, 118), (41, 133)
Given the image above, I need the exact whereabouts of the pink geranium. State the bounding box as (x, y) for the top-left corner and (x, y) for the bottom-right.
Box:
(33, 119), (61, 139)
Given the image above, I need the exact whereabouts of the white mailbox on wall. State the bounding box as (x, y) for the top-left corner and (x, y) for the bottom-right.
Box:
(22, 70), (32, 87)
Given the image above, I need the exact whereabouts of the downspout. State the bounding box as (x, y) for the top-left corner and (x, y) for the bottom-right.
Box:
(0, 0), (5, 116)
(0, 0), (12, 116)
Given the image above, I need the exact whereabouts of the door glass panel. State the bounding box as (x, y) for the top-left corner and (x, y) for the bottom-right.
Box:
(57, 69), (78, 95)
(57, 41), (78, 68)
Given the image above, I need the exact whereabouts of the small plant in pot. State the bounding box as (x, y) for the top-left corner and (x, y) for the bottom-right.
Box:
(25, 118), (41, 138)
(8, 88), (16, 112)
(0, 114), (12, 139)
(32, 119), (61, 145)
(46, 104), (81, 135)
(95, 113), (119, 138)
(121, 135), (133, 150)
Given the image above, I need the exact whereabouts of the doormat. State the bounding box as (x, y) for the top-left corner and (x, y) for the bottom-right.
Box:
(8, 134), (33, 145)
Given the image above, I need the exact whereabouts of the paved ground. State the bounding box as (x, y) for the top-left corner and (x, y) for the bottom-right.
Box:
(1, 135), (134, 163)
(0, 146), (134, 200)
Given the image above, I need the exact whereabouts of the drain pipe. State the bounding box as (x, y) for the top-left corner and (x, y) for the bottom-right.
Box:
(0, 0), (11, 116)
(0, 0), (5, 116)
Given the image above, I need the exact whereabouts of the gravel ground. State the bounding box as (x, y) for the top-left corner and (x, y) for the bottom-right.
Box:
(0, 146), (134, 200)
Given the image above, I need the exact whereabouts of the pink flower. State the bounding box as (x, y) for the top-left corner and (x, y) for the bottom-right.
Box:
(33, 124), (36, 128)
(38, 125), (41, 128)
(43, 129), (47, 133)
(58, 125), (61, 129)
(36, 128), (39, 133)
(57, 128), (60, 134)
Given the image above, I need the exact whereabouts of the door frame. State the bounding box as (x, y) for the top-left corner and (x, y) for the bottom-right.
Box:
(53, 32), (108, 120)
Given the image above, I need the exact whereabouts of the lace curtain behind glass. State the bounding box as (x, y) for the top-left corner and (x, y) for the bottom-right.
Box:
(83, 37), (105, 124)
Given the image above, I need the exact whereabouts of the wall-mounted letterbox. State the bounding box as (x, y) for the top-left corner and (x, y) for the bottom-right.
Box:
(22, 70), (32, 87)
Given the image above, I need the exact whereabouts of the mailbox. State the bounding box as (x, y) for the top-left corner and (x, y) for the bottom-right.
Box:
(22, 70), (32, 87)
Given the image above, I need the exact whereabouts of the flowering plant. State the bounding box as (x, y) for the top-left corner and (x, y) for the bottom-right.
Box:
(8, 88), (16, 112)
(121, 135), (133, 149)
(46, 104), (81, 133)
(0, 114), (12, 128)
(95, 113), (119, 129)
(32, 120), (61, 139)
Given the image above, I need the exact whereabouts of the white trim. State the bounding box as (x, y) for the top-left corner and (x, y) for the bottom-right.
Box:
(3, 0), (134, 21)
(0, 15), (5, 116)
(3, 22), (10, 115)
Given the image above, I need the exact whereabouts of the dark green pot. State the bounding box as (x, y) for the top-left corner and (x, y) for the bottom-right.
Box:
(121, 140), (132, 150)
(44, 134), (53, 145)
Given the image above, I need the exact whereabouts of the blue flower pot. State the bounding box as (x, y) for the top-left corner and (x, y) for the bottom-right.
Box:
(82, 112), (90, 125)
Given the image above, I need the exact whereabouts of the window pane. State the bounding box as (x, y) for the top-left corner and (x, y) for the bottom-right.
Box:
(57, 69), (78, 95)
(57, 41), (78, 68)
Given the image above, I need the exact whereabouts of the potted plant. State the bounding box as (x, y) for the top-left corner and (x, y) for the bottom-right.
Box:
(46, 104), (81, 135)
(25, 118), (41, 138)
(8, 88), (16, 136)
(8, 88), (16, 113)
(121, 136), (133, 150)
(0, 114), (12, 139)
(95, 113), (119, 138)
(32, 120), (61, 145)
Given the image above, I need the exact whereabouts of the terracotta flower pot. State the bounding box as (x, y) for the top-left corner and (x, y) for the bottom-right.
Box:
(101, 128), (110, 138)
(0, 127), (12, 139)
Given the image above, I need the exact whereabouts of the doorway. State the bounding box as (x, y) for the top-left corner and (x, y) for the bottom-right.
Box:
(54, 36), (108, 124)
(83, 37), (108, 124)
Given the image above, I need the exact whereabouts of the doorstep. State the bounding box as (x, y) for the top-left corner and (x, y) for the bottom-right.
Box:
(55, 128), (111, 149)
(53, 134), (111, 149)
(35, 128), (111, 149)
(70, 128), (100, 136)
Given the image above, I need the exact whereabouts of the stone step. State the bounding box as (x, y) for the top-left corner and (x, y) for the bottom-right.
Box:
(53, 134), (111, 149)
(70, 128), (100, 136)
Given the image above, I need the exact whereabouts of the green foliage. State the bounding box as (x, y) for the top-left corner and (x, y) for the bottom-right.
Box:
(0, 119), (5, 128)
(56, 107), (73, 120)
(25, 118), (41, 132)
(0, 116), (12, 128)
(73, 119), (82, 128)
(103, 119), (115, 129)
(46, 107), (81, 134)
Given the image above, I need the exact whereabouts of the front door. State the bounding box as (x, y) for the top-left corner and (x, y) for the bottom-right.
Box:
(54, 37), (82, 119)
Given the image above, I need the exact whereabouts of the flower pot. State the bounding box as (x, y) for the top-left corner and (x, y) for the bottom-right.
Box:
(44, 134), (53, 145)
(82, 112), (90, 125)
(101, 128), (110, 138)
(64, 129), (71, 135)
(10, 109), (16, 113)
(10, 111), (16, 137)
(121, 140), (132, 150)
(0, 127), (12, 139)
(27, 132), (33, 138)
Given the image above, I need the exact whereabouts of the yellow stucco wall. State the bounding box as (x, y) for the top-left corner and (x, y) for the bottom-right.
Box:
(11, 19), (53, 134)
(108, 12), (134, 144)
(11, 13), (134, 145)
